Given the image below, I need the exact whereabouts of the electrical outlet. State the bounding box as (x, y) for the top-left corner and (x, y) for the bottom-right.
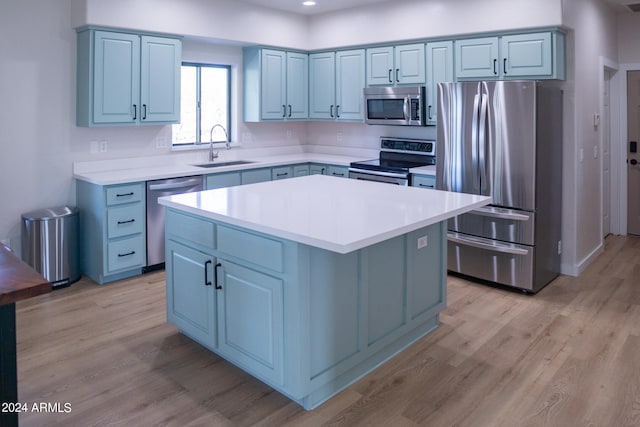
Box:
(336, 132), (343, 142)
(579, 148), (584, 163)
(558, 240), (562, 255)
(286, 129), (292, 139)
(99, 140), (108, 153)
(417, 235), (428, 249)
(155, 136), (168, 148)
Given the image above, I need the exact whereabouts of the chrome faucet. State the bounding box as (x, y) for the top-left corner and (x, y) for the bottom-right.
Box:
(209, 124), (230, 162)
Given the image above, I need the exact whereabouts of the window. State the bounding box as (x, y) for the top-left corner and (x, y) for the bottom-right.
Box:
(172, 63), (231, 146)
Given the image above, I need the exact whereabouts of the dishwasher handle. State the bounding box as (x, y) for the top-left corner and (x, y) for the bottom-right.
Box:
(148, 178), (202, 191)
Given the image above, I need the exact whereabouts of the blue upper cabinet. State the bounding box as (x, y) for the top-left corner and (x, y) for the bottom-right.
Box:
(455, 36), (500, 79)
(76, 28), (181, 127)
(243, 47), (308, 121)
(310, 49), (365, 122)
(367, 43), (425, 85)
(501, 32), (553, 77)
(455, 31), (565, 80)
(425, 40), (453, 125)
(140, 36), (182, 123)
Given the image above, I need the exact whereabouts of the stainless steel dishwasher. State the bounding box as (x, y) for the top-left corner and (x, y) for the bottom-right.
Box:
(146, 176), (204, 269)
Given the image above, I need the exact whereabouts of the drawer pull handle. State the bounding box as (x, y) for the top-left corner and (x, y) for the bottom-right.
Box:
(204, 260), (212, 286)
(333, 172), (344, 177)
(117, 219), (135, 225)
(276, 173), (288, 177)
(419, 184), (434, 188)
(116, 192), (134, 198)
(214, 262), (222, 290)
(118, 251), (136, 258)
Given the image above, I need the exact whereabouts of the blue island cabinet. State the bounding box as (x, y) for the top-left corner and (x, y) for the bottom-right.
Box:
(164, 208), (447, 410)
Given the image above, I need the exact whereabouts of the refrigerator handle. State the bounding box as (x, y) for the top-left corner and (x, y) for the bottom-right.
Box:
(478, 92), (489, 194)
(471, 93), (481, 192)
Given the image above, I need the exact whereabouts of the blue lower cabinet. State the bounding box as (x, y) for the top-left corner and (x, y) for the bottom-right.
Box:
(216, 260), (284, 385)
(166, 240), (217, 349)
(164, 207), (447, 410)
(328, 165), (348, 178)
(293, 164), (310, 177)
(309, 164), (329, 175)
(241, 168), (271, 184)
(412, 174), (436, 189)
(272, 166), (293, 180)
(206, 172), (241, 190)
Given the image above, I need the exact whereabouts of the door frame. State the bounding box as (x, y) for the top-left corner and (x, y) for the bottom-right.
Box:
(615, 62), (640, 235)
(599, 56), (619, 236)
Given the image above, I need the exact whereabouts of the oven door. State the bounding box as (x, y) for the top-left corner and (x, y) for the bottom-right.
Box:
(348, 168), (409, 186)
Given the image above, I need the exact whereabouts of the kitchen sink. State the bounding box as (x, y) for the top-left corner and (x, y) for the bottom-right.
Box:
(192, 160), (255, 168)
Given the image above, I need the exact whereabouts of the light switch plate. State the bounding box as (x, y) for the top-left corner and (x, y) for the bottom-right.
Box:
(417, 235), (428, 249)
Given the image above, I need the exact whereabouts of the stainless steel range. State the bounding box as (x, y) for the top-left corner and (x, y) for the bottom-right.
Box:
(349, 137), (436, 186)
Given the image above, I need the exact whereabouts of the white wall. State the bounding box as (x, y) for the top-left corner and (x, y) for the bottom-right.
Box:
(74, 0), (309, 50)
(308, 0), (563, 50)
(617, 13), (640, 64)
(560, 0), (618, 274)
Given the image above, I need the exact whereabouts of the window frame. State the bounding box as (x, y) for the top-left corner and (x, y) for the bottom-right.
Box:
(173, 62), (232, 147)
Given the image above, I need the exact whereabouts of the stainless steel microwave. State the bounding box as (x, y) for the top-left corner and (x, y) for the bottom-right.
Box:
(363, 86), (426, 126)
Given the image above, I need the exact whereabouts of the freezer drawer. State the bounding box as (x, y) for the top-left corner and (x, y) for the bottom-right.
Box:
(447, 231), (535, 291)
(448, 206), (535, 245)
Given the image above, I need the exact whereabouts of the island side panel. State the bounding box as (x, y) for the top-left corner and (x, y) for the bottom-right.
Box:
(300, 221), (446, 409)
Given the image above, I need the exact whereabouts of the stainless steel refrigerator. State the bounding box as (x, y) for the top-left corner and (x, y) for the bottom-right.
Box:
(436, 80), (562, 293)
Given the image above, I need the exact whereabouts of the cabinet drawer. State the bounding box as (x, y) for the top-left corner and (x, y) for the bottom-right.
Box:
(106, 183), (144, 206)
(412, 174), (436, 189)
(328, 166), (348, 178)
(272, 166), (292, 180)
(217, 225), (283, 272)
(107, 204), (144, 239)
(107, 235), (145, 273)
(293, 164), (310, 176)
(166, 210), (215, 249)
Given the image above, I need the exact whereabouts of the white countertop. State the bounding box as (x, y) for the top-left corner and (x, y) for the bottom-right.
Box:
(159, 174), (490, 254)
(73, 151), (436, 186)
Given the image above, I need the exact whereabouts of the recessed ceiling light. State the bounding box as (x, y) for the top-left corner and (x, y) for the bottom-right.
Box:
(303, 1), (316, 6)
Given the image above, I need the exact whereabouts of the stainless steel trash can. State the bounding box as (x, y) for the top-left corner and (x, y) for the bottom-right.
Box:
(21, 206), (80, 288)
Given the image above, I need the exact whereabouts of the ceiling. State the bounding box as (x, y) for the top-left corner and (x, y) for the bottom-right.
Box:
(239, 0), (393, 16)
(240, 0), (640, 15)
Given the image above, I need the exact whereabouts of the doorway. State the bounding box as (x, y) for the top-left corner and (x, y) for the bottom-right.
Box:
(627, 70), (640, 235)
(603, 70), (612, 237)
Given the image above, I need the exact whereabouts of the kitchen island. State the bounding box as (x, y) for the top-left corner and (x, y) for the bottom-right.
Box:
(158, 175), (490, 410)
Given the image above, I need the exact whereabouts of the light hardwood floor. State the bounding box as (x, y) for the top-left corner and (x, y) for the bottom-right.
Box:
(14, 235), (640, 426)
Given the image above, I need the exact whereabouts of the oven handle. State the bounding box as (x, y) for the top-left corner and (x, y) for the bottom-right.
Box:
(348, 167), (408, 179)
(447, 232), (530, 256)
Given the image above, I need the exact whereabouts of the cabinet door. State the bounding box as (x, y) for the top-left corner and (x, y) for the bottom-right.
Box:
(217, 260), (284, 385)
(261, 49), (287, 120)
(241, 168), (272, 184)
(205, 172), (241, 190)
(455, 37), (500, 79)
(426, 41), (453, 125)
(310, 164), (328, 175)
(93, 31), (140, 124)
(366, 46), (394, 85)
(140, 36), (181, 123)
(293, 164), (310, 176)
(395, 43), (425, 84)
(165, 240), (217, 349)
(309, 52), (336, 119)
(286, 52), (308, 119)
(501, 32), (552, 77)
(336, 49), (365, 122)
